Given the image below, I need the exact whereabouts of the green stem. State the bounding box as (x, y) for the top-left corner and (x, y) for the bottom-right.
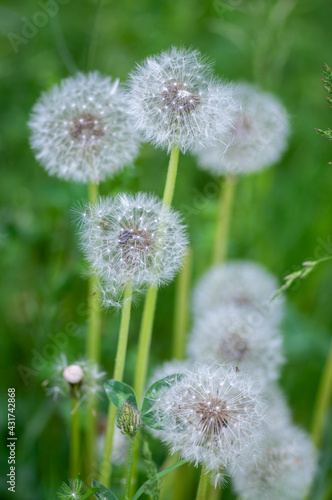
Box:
(312, 338), (332, 448)
(99, 283), (133, 487)
(130, 145), (180, 496)
(195, 467), (209, 500)
(86, 182), (101, 479)
(125, 437), (136, 500)
(163, 145), (180, 206)
(172, 249), (192, 359)
(86, 0), (102, 70)
(70, 398), (80, 479)
(134, 286), (158, 403)
(207, 482), (221, 500)
(213, 175), (236, 265)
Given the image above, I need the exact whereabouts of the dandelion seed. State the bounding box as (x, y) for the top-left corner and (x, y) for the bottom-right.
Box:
(192, 261), (283, 326)
(197, 83), (290, 176)
(127, 47), (238, 153)
(57, 477), (85, 499)
(147, 363), (266, 485)
(187, 305), (284, 388)
(29, 72), (141, 183)
(75, 192), (188, 307)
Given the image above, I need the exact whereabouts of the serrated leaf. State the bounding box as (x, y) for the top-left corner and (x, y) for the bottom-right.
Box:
(92, 480), (118, 500)
(131, 459), (188, 500)
(141, 374), (183, 430)
(104, 380), (138, 409)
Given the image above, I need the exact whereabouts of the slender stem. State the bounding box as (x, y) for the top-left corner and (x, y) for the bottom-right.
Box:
(130, 145), (181, 496)
(207, 483), (221, 500)
(125, 437), (136, 500)
(312, 338), (332, 448)
(99, 283), (133, 487)
(163, 145), (180, 206)
(172, 249), (192, 359)
(86, 182), (101, 479)
(70, 398), (80, 479)
(195, 467), (209, 500)
(51, 14), (78, 75)
(159, 454), (178, 500)
(86, 0), (102, 70)
(213, 175), (237, 265)
(134, 287), (158, 403)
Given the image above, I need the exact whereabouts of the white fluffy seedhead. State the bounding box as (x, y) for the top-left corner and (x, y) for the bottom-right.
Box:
(192, 260), (283, 327)
(197, 83), (290, 176)
(232, 421), (317, 500)
(43, 354), (106, 406)
(76, 192), (188, 308)
(187, 305), (284, 388)
(127, 47), (238, 153)
(148, 363), (266, 486)
(29, 72), (141, 183)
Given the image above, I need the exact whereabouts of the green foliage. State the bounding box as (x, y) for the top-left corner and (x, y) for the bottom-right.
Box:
(273, 256), (332, 299)
(57, 475), (99, 500)
(104, 379), (138, 409)
(316, 64), (332, 145)
(141, 374), (184, 430)
(131, 455), (188, 500)
(92, 480), (119, 500)
(141, 439), (160, 500)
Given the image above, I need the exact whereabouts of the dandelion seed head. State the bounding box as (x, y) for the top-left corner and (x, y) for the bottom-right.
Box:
(192, 261), (283, 326)
(43, 355), (106, 405)
(197, 83), (290, 176)
(29, 72), (141, 183)
(76, 192), (188, 308)
(233, 422), (317, 500)
(148, 363), (266, 485)
(127, 47), (238, 153)
(187, 305), (284, 388)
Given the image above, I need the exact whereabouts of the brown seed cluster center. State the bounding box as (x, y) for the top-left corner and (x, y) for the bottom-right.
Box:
(118, 228), (154, 263)
(219, 333), (249, 362)
(195, 397), (230, 435)
(163, 81), (200, 115)
(69, 112), (105, 144)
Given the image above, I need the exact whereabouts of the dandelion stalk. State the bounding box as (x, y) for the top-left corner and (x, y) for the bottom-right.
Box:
(195, 467), (209, 500)
(213, 175), (236, 265)
(85, 181), (102, 479)
(131, 145), (180, 494)
(312, 338), (332, 448)
(99, 283), (133, 487)
(172, 249), (192, 359)
(70, 398), (80, 479)
(134, 145), (180, 403)
(207, 483), (222, 500)
(125, 437), (136, 500)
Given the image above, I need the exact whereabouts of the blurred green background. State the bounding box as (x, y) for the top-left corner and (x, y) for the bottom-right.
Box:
(1, 0), (332, 498)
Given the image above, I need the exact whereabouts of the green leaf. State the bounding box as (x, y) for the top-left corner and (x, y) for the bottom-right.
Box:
(131, 459), (188, 500)
(141, 374), (183, 430)
(80, 487), (100, 500)
(104, 380), (138, 409)
(92, 480), (118, 500)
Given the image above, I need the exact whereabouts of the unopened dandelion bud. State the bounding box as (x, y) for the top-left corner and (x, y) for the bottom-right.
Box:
(117, 402), (141, 437)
